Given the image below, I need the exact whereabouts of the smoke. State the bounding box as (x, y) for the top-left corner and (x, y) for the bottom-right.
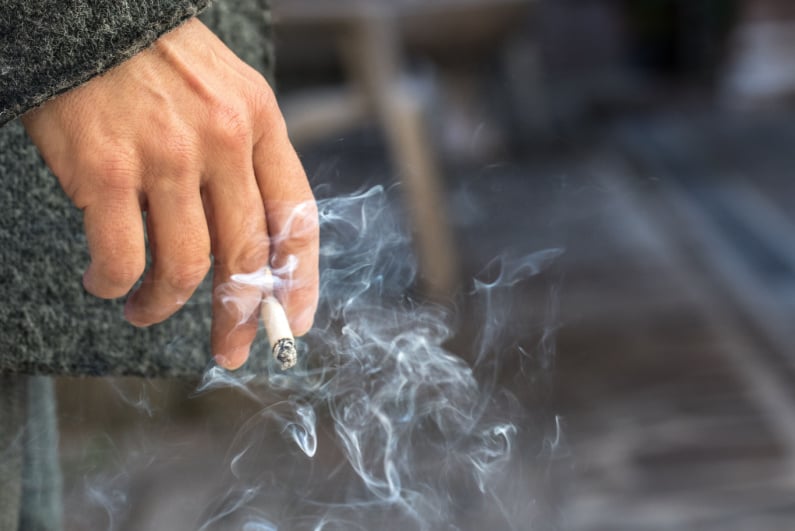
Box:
(186, 185), (563, 530)
(472, 249), (564, 368)
(72, 185), (563, 530)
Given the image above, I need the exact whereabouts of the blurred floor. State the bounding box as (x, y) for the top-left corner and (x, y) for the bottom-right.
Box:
(56, 106), (795, 530)
(437, 107), (795, 528)
(551, 111), (795, 530)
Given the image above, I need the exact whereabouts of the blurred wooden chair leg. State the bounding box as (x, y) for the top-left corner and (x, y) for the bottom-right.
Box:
(386, 89), (459, 299)
(338, 12), (459, 298)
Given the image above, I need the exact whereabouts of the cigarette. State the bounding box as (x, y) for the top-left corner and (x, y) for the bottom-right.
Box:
(260, 270), (297, 370)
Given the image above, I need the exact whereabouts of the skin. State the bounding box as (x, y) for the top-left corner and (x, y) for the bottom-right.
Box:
(20, 18), (319, 370)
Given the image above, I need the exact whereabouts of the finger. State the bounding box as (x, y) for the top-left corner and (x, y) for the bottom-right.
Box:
(124, 183), (211, 327)
(82, 193), (146, 299)
(252, 113), (319, 336)
(205, 158), (270, 371)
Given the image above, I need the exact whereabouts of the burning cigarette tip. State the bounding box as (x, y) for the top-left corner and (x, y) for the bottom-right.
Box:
(273, 337), (297, 370)
(261, 293), (297, 371)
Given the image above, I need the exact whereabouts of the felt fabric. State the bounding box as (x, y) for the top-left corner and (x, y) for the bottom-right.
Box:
(0, 1), (211, 126)
(0, 0), (275, 377)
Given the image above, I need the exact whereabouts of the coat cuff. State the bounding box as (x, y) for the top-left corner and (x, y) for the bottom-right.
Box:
(0, 0), (211, 126)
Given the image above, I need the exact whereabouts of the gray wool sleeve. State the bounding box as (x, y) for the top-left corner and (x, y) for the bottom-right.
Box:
(0, 0), (211, 126)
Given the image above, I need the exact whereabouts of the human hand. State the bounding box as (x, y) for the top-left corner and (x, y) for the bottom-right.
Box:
(21, 18), (319, 370)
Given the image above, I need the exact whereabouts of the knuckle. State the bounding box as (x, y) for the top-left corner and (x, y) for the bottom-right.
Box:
(83, 147), (139, 190)
(209, 102), (251, 148)
(252, 83), (277, 116)
(281, 202), (320, 244)
(95, 259), (144, 293)
(163, 258), (210, 292)
(234, 241), (270, 274)
(160, 132), (199, 175)
(252, 88), (287, 137)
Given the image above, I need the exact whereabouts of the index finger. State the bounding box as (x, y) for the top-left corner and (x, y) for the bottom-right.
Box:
(252, 111), (319, 336)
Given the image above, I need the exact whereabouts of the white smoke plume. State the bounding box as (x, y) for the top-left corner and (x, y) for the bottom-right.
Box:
(72, 185), (564, 530)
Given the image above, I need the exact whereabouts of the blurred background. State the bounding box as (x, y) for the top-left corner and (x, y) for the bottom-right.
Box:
(57, 0), (795, 529)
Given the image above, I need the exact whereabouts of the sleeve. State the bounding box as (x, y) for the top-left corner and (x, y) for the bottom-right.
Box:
(0, 0), (211, 126)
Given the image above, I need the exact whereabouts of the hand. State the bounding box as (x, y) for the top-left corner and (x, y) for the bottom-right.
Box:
(21, 18), (319, 370)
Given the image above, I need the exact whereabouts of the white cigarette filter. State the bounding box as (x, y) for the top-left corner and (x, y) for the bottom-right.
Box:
(261, 294), (297, 370)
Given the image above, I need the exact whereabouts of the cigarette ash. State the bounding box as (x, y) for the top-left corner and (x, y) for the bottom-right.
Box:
(272, 338), (297, 371)
(71, 185), (564, 530)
